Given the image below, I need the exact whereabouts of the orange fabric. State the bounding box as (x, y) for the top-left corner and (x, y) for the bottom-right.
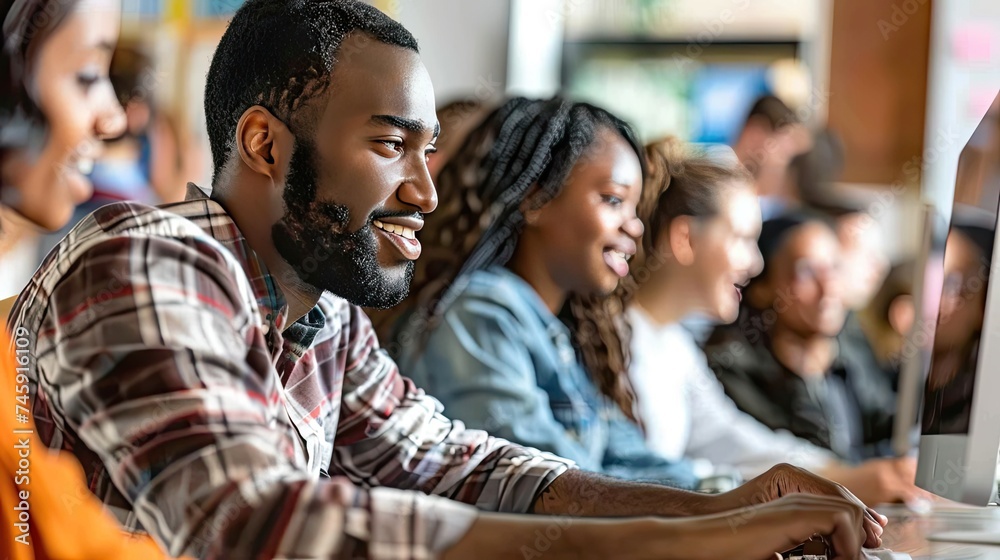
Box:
(0, 329), (172, 560)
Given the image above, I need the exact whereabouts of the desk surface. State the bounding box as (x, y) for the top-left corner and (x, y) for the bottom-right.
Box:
(880, 504), (1000, 559)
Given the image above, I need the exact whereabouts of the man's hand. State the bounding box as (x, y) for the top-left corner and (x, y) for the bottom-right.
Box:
(447, 492), (870, 560)
(448, 467), (874, 560)
(711, 493), (868, 560)
(712, 463), (887, 548)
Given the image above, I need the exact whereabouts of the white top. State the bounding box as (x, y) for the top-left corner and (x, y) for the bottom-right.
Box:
(627, 305), (837, 479)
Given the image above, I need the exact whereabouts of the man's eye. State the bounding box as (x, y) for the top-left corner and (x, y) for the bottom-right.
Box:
(379, 140), (403, 152)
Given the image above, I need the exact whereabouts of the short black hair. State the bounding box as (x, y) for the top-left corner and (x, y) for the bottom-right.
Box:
(746, 94), (798, 130)
(108, 42), (155, 107)
(792, 128), (847, 212)
(204, 0), (418, 182)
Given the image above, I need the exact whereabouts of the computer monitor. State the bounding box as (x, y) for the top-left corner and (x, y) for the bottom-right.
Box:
(915, 91), (1000, 506)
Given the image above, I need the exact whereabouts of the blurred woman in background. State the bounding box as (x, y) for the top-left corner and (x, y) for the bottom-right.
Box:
(36, 41), (201, 257)
(85, 42), (192, 206)
(923, 222), (992, 435)
(628, 138), (924, 505)
(1, 0), (172, 556)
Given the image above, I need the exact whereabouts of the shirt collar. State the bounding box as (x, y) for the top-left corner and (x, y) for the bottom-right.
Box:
(181, 183), (290, 332)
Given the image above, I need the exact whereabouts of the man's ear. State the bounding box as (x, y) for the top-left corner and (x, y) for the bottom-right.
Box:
(669, 216), (696, 266)
(235, 105), (292, 180)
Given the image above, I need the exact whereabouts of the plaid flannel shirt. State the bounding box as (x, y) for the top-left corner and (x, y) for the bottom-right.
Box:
(7, 184), (572, 559)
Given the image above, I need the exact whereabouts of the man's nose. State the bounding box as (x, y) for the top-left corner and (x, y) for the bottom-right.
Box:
(398, 160), (438, 214)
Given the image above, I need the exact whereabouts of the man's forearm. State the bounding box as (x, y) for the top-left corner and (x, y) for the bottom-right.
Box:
(442, 512), (698, 560)
(530, 469), (722, 518)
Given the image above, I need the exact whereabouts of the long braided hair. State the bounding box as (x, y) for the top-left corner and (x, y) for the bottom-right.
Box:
(405, 96), (646, 423)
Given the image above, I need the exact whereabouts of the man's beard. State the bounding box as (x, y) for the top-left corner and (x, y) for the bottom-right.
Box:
(271, 136), (413, 309)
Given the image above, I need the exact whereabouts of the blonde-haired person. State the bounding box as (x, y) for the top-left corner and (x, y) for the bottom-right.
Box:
(627, 137), (923, 505)
(1, 0), (173, 557)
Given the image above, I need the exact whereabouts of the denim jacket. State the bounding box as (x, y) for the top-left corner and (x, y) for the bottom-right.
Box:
(395, 266), (699, 489)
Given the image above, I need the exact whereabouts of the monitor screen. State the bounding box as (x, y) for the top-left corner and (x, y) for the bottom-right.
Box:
(921, 94), (1000, 436)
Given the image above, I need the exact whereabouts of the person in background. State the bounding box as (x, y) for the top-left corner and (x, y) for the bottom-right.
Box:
(0, 0), (175, 557)
(731, 94), (811, 216)
(5, 1), (886, 558)
(786, 129), (845, 208)
(90, 43), (198, 205)
(704, 214), (903, 466)
(837, 212), (892, 314)
(700, 105), (809, 352)
(36, 41), (202, 257)
(922, 221), (992, 435)
(0, 0), (131, 295)
(858, 261), (916, 383)
(628, 138), (924, 505)
(0, 206), (37, 302)
(792, 129), (897, 399)
(792, 129), (890, 318)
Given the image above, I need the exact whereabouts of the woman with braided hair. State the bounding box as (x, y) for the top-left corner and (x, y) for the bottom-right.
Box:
(392, 96), (701, 489)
